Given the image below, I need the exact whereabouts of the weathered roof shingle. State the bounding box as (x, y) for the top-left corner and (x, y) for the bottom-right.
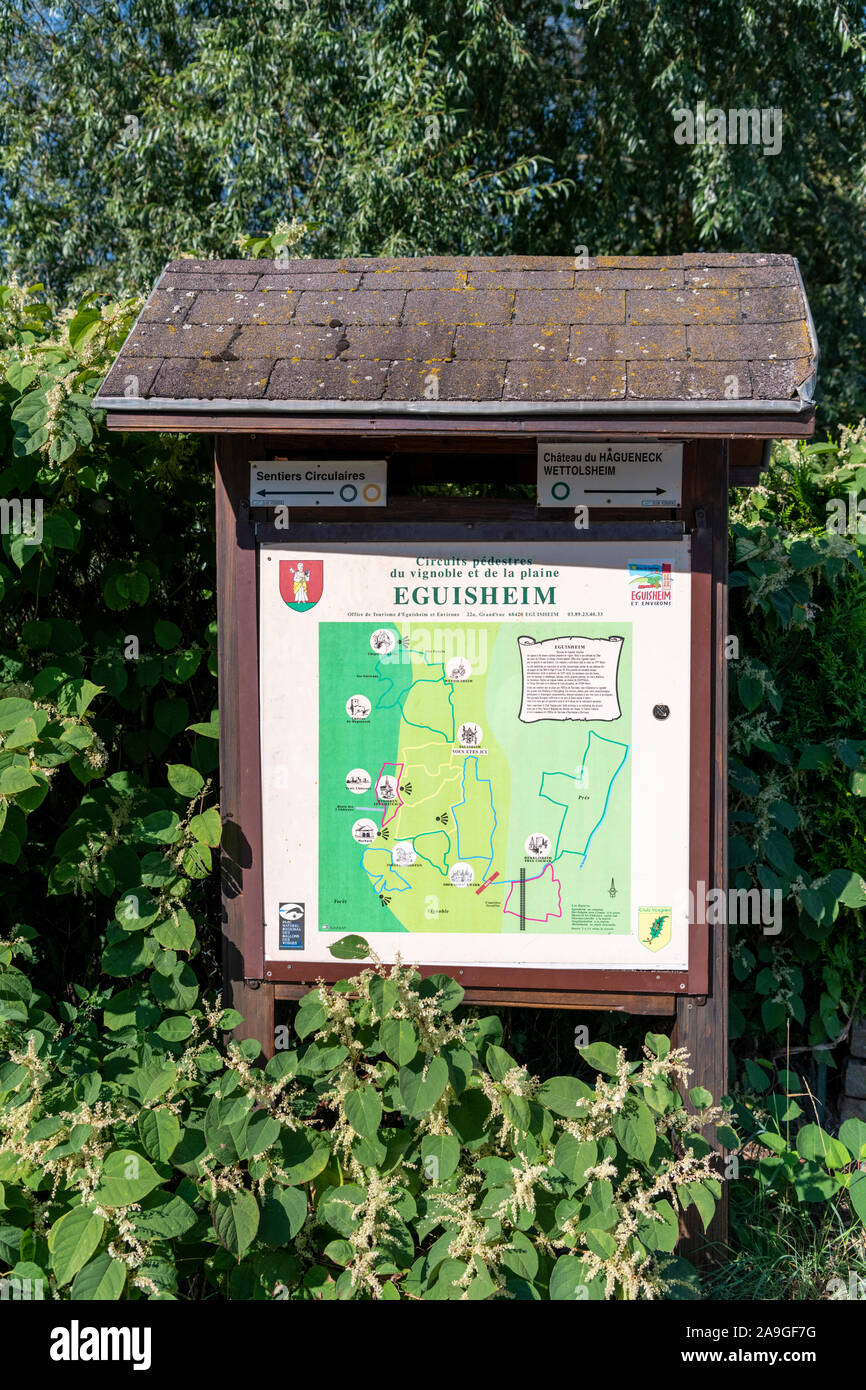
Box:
(96, 254), (817, 411)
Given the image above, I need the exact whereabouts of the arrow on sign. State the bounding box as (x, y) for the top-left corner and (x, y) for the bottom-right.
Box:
(255, 488), (335, 497)
(583, 486), (668, 495)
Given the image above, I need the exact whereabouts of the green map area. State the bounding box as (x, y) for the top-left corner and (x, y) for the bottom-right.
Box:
(318, 622), (631, 935)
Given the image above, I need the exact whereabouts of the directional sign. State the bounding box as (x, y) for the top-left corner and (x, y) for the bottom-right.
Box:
(537, 443), (682, 508)
(249, 460), (387, 508)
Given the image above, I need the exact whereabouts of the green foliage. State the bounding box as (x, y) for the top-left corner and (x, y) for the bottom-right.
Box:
(727, 433), (866, 1060)
(0, 3), (864, 426)
(0, 2), (575, 295)
(726, 1081), (866, 1230)
(0, 282), (220, 1009)
(0, 928), (721, 1299)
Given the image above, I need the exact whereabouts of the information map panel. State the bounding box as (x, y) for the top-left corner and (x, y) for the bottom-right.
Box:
(259, 541), (692, 974)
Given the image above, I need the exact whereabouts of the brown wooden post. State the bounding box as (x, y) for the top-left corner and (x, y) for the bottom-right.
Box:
(674, 438), (730, 1260)
(215, 434), (274, 1059)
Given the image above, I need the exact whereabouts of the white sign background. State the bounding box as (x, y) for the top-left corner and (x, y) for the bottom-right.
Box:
(249, 459), (387, 507)
(537, 443), (683, 508)
(258, 540), (692, 971)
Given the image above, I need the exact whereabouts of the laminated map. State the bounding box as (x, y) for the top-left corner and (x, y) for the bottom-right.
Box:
(258, 540), (692, 971)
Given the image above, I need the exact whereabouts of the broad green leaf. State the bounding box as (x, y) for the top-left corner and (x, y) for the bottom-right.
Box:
(138, 1110), (181, 1163)
(190, 807), (221, 847)
(5, 716), (40, 750)
(743, 1058), (772, 1093)
(849, 1171), (866, 1225)
(368, 975), (398, 1018)
(132, 1194), (197, 1240)
(212, 1190), (259, 1260)
(188, 714), (219, 738)
(44, 1124), (93, 1161)
(259, 1184), (308, 1244)
(448, 1090), (492, 1144)
(549, 1254), (604, 1300)
(154, 619), (182, 649)
(796, 1124), (850, 1169)
(93, 1150), (163, 1207)
(420, 1133), (460, 1182)
(101, 930), (155, 977)
(501, 1229), (538, 1282)
(57, 678), (102, 717)
(155, 1015), (193, 1042)
(130, 1062), (177, 1104)
(352, 1131), (387, 1167)
(536, 1075), (592, 1118)
(501, 1093), (531, 1131)
(380, 1017), (418, 1065)
(6, 362), (37, 391)
(70, 1253), (126, 1300)
(738, 675), (764, 711)
(418, 974), (465, 1011)
(294, 991), (327, 1038)
(0, 766), (37, 795)
(151, 961), (198, 1011)
(583, 1229), (616, 1260)
(328, 934), (370, 960)
(635, 1199), (679, 1252)
(167, 763), (204, 797)
(792, 1159), (839, 1202)
(134, 810), (181, 844)
(683, 1181), (716, 1232)
(839, 1118), (866, 1161)
(579, 1042), (621, 1077)
(280, 1129), (330, 1183)
(611, 1097), (657, 1163)
(114, 888), (160, 931)
(152, 908), (195, 953)
(49, 1207), (104, 1287)
(398, 1056), (448, 1117)
(318, 1184), (366, 1238)
(838, 870), (866, 909)
(795, 1123), (833, 1162)
(0, 698), (36, 730)
(486, 1045), (518, 1081)
(345, 1087), (383, 1138)
(103, 987), (161, 1032)
(553, 1135), (598, 1187)
(324, 1238), (353, 1267)
(243, 1114), (281, 1158)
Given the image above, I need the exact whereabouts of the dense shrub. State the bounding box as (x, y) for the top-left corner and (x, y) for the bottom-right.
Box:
(0, 932), (724, 1300)
(727, 434), (866, 1070)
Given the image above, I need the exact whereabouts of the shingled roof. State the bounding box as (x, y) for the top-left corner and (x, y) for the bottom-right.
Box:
(96, 253), (817, 419)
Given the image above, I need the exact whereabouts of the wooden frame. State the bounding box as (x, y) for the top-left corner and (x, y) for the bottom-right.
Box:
(116, 410), (802, 439)
(207, 425), (736, 1263)
(216, 434), (722, 1035)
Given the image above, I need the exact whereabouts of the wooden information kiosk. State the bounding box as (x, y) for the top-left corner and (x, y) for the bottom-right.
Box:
(99, 252), (818, 1249)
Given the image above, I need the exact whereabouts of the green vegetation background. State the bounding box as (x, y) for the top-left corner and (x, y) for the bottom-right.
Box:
(0, 0), (865, 1300)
